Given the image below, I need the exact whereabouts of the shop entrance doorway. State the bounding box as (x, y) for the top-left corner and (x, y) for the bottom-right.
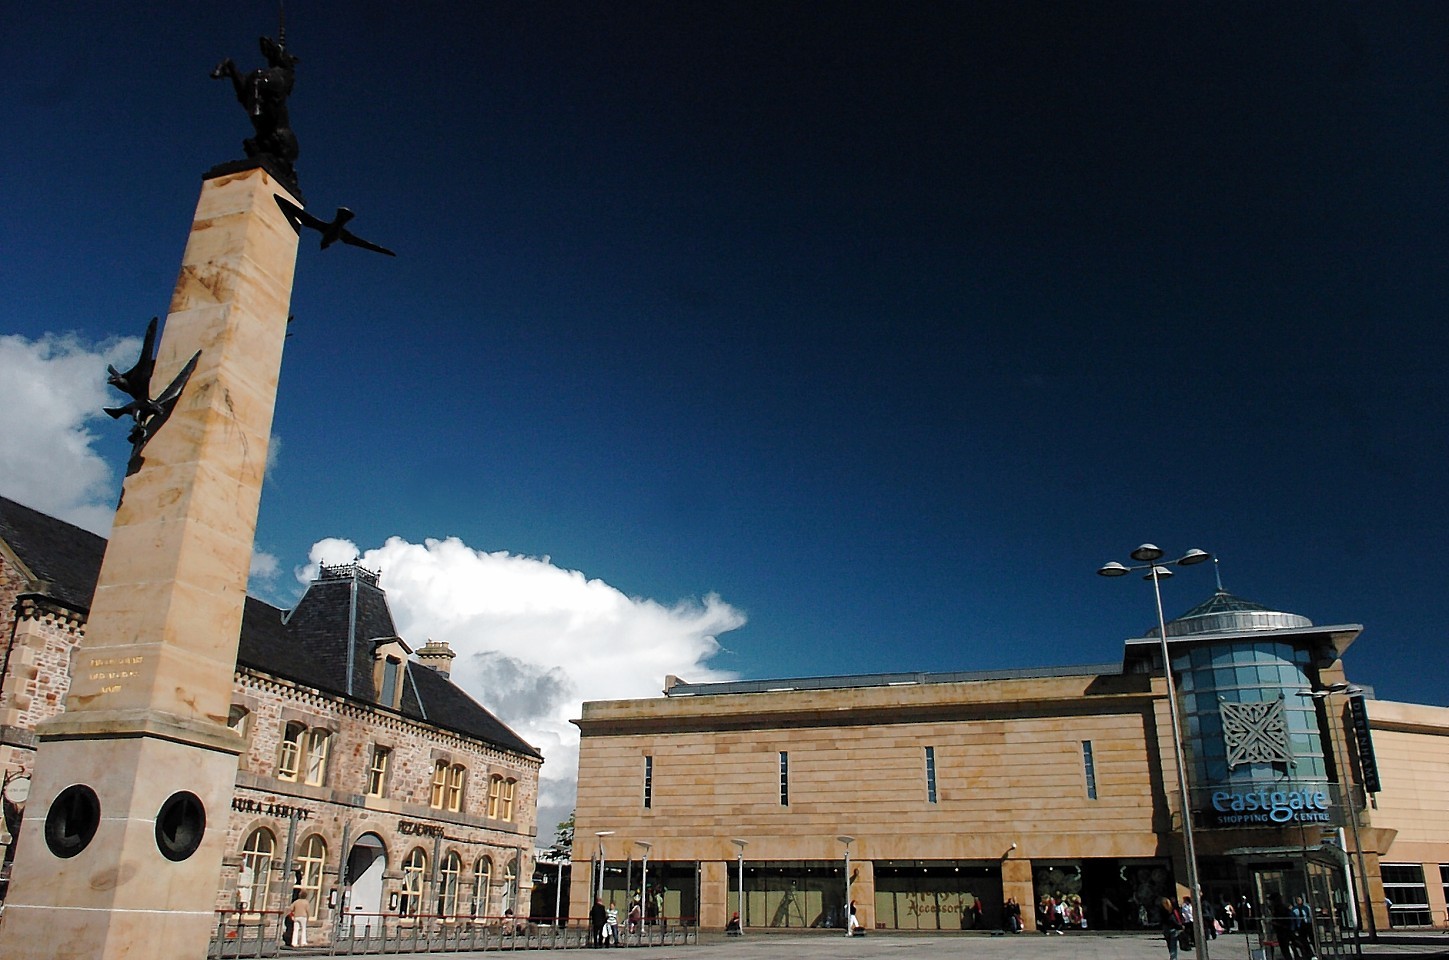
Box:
(1248, 856), (1353, 960)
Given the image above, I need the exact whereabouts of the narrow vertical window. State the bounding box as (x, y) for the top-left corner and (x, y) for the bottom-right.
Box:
(778, 751), (789, 806)
(304, 729), (331, 786)
(278, 722), (305, 781)
(1082, 740), (1098, 800)
(643, 755), (654, 809)
(488, 775), (502, 818)
(925, 746), (938, 803)
(381, 657), (401, 706)
(431, 760), (449, 809)
(446, 764), (466, 812)
(366, 745), (391, 798)
(500, 779), (516, 822)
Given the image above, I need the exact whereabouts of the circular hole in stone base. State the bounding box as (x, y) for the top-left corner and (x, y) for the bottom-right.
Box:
(45, 784), (101, 858)
(155, 791), (206, 862)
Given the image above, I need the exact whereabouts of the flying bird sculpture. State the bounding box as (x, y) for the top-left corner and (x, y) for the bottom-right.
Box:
(275, 196), (396, 256)
(105, 317), (202, 474)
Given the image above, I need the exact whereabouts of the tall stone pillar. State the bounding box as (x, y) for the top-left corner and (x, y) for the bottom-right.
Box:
(0, 163), (299, 959)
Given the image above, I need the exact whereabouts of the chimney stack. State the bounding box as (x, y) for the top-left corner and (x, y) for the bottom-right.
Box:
(416, 639), (456, 678)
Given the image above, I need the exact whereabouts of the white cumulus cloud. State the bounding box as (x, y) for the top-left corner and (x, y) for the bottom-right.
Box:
(0, 332), (139, 534)
(298, 536), (744, 834)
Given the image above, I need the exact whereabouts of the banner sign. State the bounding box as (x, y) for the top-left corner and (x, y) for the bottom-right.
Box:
(1347, 695), (1382, 794)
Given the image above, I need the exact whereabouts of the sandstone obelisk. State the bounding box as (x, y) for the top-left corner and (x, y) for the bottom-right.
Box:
(0, 161), (300, 958)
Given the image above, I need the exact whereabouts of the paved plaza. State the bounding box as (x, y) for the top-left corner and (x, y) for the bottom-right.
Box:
(352, 930), (1449, 960)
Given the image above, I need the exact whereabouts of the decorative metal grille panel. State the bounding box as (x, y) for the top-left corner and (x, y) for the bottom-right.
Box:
(1222, 698), (1292, 768)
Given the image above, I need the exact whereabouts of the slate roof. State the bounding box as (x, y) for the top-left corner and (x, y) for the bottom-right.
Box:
(0, 496), (107, 610)
(0, 495), (540, 760)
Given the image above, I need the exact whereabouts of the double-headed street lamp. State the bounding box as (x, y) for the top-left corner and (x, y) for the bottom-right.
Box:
(837, 836), (855, 937)
(635, 840), (652, 928)
(1300, 682), (1374, 944)
(1099, 544), (1210, 960)
(730, 839), (749, 934)
(594, 831), (615, 903)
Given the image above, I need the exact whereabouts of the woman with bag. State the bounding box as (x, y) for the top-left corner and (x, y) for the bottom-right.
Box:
(1161, 897), (1185, 960)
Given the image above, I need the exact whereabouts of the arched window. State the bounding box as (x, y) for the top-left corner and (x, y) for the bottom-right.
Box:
(296, 834), (327, 918)
(472, 856), (493, 918)
(503, 857), (518, 914)
(431, 760), (449, 809)
(401, 847), (427, 917)
(446, 764), (466, 812)
(228, 705), (250, 738)
(487, 775), (503, 819)
(499, 779), (516, 822)
(303, 728), (331, 786)
(439, 851), (463, 917)
(238, 828), (276, 912)
(278, 722), (306, 780)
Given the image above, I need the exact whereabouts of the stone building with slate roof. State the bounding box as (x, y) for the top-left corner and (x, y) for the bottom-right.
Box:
(0, 495), (542, 932)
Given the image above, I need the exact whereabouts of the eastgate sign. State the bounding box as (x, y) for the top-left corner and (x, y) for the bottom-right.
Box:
(1206, 787), (1332, 827)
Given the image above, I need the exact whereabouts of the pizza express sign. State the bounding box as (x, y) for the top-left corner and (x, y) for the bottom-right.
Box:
(1202, 787), (1334, 828)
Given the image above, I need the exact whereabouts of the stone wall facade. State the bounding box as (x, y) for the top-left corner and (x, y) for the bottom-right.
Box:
(217, 669), (540, 924)
(0, 545), (541, 933)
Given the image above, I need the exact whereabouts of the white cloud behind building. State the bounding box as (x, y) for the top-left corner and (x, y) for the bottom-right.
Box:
(0, 331), (745, 836)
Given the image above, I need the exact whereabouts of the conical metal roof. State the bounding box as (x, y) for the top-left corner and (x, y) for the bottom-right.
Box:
(1149, 589), (1313, 637)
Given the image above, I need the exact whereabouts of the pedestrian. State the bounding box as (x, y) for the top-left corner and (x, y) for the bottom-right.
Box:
(1180, 895), (1196, 948)
(1201, 898), (1218, 940)
(848, 899), (863, 935)
(1002, 897), (1022, 933)
(1267, 892), (1294, 960)
(288, 893), (310, 948)
(1161, 897), (1185, 960)
(590, 897), (608, 948)
(628, 896), (642, 934)
(1290, 895), (1317, 960)
(606, 900), (620, 946)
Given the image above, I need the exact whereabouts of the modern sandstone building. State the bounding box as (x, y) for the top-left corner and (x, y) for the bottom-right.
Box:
(0, 495), (541, 934)
(571, 589), (1449, 951)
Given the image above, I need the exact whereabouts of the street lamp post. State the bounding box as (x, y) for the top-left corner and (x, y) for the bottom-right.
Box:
(837, 836), (855, 937)
(555, 858), (565, 927)
(730, 839), (749, 934)
(1099, 544), (1210, 960)
(594, 831), (615, 904)
(635, 841), (652, 935)
(1301, 683), (1375, 944)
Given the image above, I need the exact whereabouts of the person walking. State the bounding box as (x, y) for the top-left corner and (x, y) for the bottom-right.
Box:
(287, 893), (310, 948)
(1290, 895), (1318, 960)
(1180, 895), (1196, 948)
(1161, 897), (1185, 960)
(606, 900), (620, 946)
(590, 897), (608, 948)
(1267, 892), (1294, 960)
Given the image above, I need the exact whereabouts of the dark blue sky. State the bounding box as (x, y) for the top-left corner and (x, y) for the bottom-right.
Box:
(6, 3), (1449, 705)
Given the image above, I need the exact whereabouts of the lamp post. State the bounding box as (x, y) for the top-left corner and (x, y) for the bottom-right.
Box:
(1099, 544), (1210, 960)
(730, 838), (749, 934)
(594, 831), (615, 904)
(1301, 683), (1375, 944)
(837, 836), (855, 937)
(555, 858), (565, 927)
(635, 840), (652, 933)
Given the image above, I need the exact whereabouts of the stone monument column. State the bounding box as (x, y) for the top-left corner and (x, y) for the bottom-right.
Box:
(1, 163), (300, 959)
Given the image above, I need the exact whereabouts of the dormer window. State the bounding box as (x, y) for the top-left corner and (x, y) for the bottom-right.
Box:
(381, 657), (401, 706)
(372, 637), (411, 710)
